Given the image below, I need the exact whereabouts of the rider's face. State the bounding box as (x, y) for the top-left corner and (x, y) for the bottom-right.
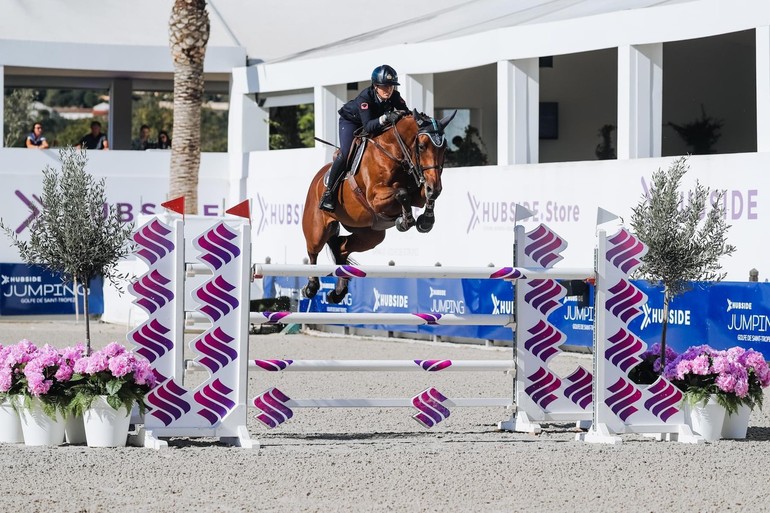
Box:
(375, 84), (395, 100)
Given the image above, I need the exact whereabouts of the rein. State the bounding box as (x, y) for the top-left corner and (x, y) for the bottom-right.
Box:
(364, 121), (425, 187)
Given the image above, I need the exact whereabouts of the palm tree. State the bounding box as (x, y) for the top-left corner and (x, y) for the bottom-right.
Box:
(168, 0), (210, 214)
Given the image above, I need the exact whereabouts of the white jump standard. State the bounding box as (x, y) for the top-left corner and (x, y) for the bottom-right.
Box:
(127, 207), (704, 449)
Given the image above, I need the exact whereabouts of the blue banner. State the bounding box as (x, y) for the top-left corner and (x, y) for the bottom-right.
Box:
(0, 263), (104, 316)
(289, 276), (770, 359)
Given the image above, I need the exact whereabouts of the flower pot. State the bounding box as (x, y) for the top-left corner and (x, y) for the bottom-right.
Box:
(83, 396), (131, 447)
(684, 396), (726, 442)
(0, 397), (24, 444)
(18, 398), (65, 446)
(65, 414), (87, 444)
(721, 403), (751, 439)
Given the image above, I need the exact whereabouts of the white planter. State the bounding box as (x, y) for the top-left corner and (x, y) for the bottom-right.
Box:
(684, 395), (726, 442)
(83, 396), (131, 447)
(18, 398), (65, 446)
(0, 397), (24, 444)
(721, 403), (751, 439)
(65, 414), (87, 444)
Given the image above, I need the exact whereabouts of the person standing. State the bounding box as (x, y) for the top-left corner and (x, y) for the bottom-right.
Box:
(76, 121), (109, 150)
(318, 64), (409, 212)
(25, 123), (49, 149)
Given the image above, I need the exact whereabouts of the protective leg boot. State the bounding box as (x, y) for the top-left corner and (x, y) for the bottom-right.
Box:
(319, 157), (345, 212)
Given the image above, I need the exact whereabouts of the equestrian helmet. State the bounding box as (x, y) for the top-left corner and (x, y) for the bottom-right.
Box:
(371, 65), (400, 86)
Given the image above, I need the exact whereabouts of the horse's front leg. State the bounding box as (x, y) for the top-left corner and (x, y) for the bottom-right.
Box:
(394, 188), (416, 232)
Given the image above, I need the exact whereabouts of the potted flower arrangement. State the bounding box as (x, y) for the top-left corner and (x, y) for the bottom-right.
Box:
(69, 342), (156, 447)
(12, 342), (83, 446)
(663, 344), (770, 440)
(0, 340), (39, 443)
(628, 343), (679, 385)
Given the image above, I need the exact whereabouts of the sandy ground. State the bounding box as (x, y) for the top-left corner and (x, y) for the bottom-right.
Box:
(1, 319), (769, 513)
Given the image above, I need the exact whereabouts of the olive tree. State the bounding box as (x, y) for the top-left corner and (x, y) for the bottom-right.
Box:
(630, 155), (735, 368)
(0, 147), (135, 353)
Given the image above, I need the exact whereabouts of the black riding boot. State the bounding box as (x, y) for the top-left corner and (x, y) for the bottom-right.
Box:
(319, 156), (346, 212)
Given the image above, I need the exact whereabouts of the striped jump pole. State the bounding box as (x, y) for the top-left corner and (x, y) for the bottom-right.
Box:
(251, 263), (594, 281)
(183, 359), (514, 372)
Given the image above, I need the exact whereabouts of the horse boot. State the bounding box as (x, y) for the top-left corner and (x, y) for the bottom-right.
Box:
(319, 156), (346, 212)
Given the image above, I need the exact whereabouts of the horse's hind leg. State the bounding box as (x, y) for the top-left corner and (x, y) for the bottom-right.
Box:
(302, 205), (340, 299)
(325, 232), (350, 304)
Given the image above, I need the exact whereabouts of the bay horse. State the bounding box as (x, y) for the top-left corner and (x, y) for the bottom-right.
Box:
(302, 109), (456, 303)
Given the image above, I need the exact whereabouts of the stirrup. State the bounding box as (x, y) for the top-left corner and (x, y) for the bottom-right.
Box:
(319, 190), (336, 212)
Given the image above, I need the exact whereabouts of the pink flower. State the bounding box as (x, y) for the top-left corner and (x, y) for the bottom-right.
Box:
(691, 355), (711, 375)
(108, 354), (133, 377)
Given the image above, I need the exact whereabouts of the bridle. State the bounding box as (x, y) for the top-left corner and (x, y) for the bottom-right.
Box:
(364, 116), (446, 189)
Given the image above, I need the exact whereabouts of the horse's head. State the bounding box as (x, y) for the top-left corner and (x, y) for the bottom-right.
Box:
(410, 109), (456, 202)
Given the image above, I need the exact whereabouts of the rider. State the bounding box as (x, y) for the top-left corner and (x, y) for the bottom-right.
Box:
(319, 64), (409, 212)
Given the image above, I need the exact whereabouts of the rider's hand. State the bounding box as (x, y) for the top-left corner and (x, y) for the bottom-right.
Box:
(380, 111), (402, 125)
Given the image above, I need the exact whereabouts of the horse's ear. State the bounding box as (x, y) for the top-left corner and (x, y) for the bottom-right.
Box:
(412, 108), (424, 126)
(438, 110), (457, 131)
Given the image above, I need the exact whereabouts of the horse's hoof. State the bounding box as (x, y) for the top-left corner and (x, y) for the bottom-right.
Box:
(395, 217), (411, 232)
(416, 215), (434, 233)
(302, 284), (318, 299)
(327, 288), (348, 304)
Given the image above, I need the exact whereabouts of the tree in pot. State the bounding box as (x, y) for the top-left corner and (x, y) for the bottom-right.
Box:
(0, 147), (135, 354)
(630, 155), (735, 370)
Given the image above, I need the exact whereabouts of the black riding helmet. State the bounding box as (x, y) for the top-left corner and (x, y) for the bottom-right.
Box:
(371, 64), (400, 86)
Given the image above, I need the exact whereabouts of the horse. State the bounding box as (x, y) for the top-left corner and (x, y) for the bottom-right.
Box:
(301, 109), (457, 303)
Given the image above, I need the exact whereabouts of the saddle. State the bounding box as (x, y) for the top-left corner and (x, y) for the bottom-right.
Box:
(324, 134), (368, 187)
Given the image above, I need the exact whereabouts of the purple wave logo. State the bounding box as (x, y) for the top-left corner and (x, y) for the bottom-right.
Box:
(525, 367), (561, 409)
(605, 328), (643, 372)
(563, 366), (593, 409)
(129, 318), (174, 362)
(523, 279), (564, 315)
(412, 387), (451, 428)
(253, 387), (294, 428)
(194, 378), (236, 425)
(606, 279), (645, 324)
(195, 275), (239, 321)
(605, 377), (641, 422)
(133, 219), (174, 265)
(414, 359), (453, 371)
(606, 228), (647, 274)
(413, 313), (442, 324)
(254, 359), (294, 371)
(333, 265), (367, 278)
(643, 378), (683, 422)
(524, 320), (563, 362)
(12, 190), (42, 234)
(194, 327), (238, 373)
(147, 379), (192, 426)
(488, 267), (525, 280)
(131, 269), (174, 314)
(196, 222), (241, 270)
(524, 224), (566, 269)
(256, 311), (292, 324)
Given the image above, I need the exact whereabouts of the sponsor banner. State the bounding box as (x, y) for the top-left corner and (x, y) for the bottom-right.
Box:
(295, 277), (770, 360)
(706, 282), (770, 354)
(0, 263), (104, 316)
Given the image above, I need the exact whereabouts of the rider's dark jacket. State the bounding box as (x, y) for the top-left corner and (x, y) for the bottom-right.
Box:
(338, 86), (409, 135)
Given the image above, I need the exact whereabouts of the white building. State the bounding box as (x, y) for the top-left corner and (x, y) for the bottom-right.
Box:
(1, 0), (768, 282)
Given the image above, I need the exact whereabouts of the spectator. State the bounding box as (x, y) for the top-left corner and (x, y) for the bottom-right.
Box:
(76, 121), (109, 150)
(25, 123), (49, 149)
(156, 130), (172, 149)
(131, 124), (154, 150)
